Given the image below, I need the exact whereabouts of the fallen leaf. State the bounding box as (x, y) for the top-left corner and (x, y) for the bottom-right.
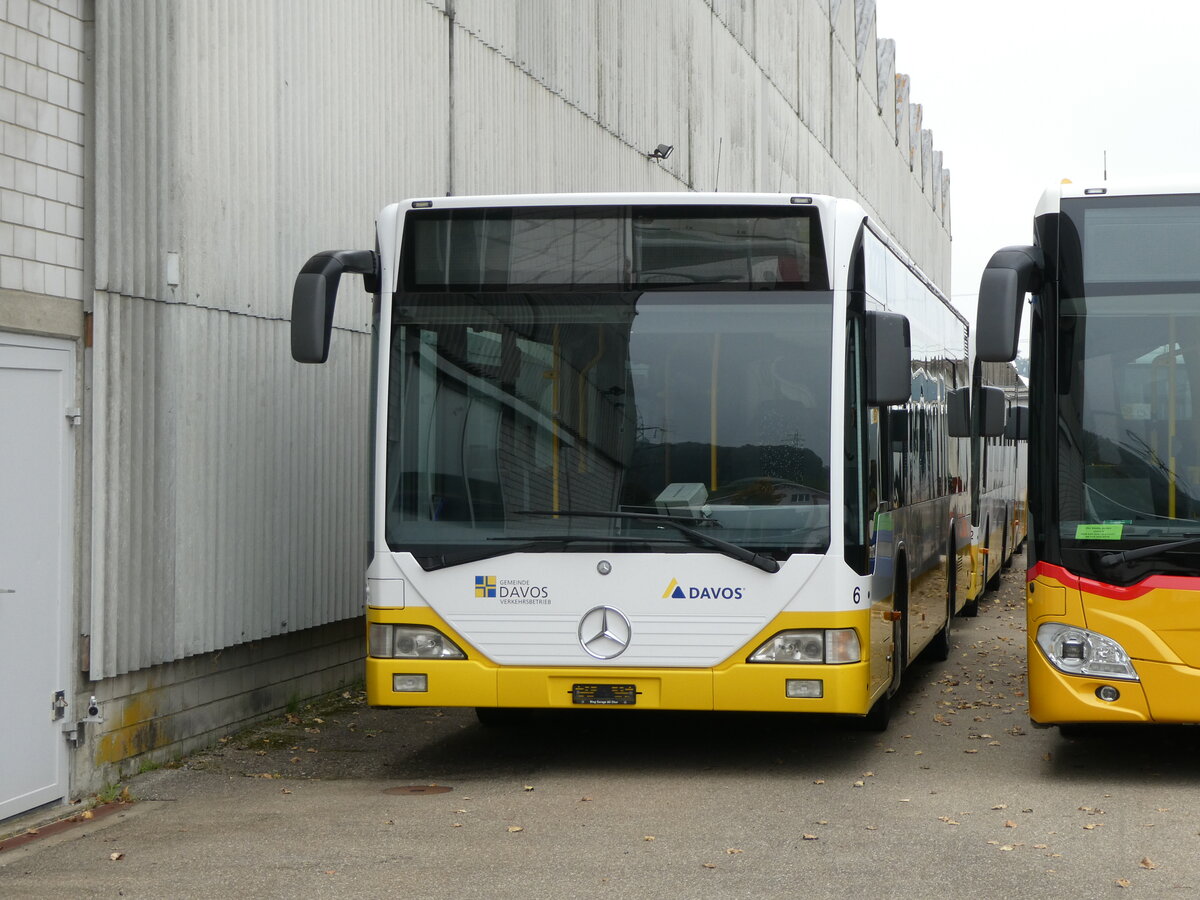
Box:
(702, 863), (717, 869)
(999, 845), (1015, 851)
(1140, 857), (1157, 870)
(726, 848), (743, 854)
(938, 817), (960, 826)
(992, 804), (1008, 810)
(1083, 824), (1099, 830)
(813, 779), (825, 785)
(281, 789), (293, 795)
(1116, 879), (1131, 888)
(1005, 820), (1018, 829)
(802, 834), (818, 841)
(579, 797), (592, 802)
(81, 811), (94, 820)
(109, 852), (124, 861)
(853, 781), (865, 788)
(644, 836), (656, 842)
(507, 826), (524, 833)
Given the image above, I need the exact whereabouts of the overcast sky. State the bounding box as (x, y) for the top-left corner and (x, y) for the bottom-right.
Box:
(874, 0), (1200, 328)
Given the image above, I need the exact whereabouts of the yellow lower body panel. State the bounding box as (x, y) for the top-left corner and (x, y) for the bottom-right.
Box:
(1029, 644), (1200, 725)
(1134, 660), (1200, 723)
(1027, 637), (1150, 725)
(366, 606), (880, 716)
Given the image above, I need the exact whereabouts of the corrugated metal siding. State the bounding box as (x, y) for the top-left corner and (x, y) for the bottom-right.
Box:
(89, 0), (442, 678)
(88, 0), (953, 678)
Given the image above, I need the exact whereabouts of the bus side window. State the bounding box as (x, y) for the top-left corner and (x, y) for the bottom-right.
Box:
(888, 408), (908, 507)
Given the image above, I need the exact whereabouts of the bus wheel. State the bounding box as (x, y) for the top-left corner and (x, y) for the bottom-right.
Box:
(475, 707), (531, 728)
(857, 691), (891, 731)
(986, 550), (1002, 591)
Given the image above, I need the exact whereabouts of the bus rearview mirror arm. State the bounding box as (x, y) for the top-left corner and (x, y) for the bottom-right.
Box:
(291, 249), (379, 364)
(976, 245), (1044, 363)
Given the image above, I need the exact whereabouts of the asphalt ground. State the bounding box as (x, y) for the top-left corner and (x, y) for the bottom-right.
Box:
(5, 557), (1200, 898)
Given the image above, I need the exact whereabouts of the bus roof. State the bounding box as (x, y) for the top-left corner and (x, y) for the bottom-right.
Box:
(1037, 178), (1200, 216)
(394, 191), (848, 210)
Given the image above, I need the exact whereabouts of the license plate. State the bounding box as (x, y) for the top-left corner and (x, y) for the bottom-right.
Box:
(571, 683), (638, 706)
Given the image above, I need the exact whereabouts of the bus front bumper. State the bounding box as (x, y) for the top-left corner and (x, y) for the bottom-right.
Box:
(366, 657), (879, 717)
(1028, 637), (1200, 725)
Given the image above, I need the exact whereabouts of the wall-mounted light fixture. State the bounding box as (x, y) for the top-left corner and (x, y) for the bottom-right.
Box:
(647, 144), (673, 160)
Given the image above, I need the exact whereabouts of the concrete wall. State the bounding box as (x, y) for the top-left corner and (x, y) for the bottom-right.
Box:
(1, 0), (953, 797)
(0, 0), (87, 338)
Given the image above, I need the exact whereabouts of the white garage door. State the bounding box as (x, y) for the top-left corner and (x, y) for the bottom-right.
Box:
(0, 333), (75, 822)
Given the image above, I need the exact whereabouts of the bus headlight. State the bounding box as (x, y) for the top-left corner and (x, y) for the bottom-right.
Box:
(749, 629), (861, 664)
(1035, 623), (1139, 681)
(369, 624), (467, 660)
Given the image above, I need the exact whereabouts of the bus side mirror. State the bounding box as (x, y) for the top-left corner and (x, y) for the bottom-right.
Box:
(291, 249), (378, 363)
(866, 310), (911, 407)
(1005, 404), (1029, 441)
(976, 245), (1044, 363)
(978, 387), (1006, 437)
(947, 388), (970, 437)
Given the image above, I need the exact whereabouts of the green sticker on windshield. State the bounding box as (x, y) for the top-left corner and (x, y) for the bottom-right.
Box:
(1075, 523), (1124, 540)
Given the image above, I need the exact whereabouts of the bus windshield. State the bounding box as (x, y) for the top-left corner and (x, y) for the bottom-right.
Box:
(1057, 196), (1200, 544)
(383, 291), (834, 567)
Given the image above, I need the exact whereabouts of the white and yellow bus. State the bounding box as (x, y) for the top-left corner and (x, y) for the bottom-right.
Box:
(293, 193), (979, 729)
(978, 180), (1200, 726)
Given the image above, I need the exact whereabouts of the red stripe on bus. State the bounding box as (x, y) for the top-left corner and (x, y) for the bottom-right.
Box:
(1027, 561), (1200, 601)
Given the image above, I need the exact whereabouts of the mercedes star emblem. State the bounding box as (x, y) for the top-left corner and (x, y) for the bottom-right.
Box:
(578, 605), (632, 660)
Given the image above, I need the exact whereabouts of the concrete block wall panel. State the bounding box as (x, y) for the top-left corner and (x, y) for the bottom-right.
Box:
(0, 0), (88, 340)
(798, 0), (832, 152)
(74, 617), (362, 795)
(876, 37), (896, 143)
(854, 0), (878, 94)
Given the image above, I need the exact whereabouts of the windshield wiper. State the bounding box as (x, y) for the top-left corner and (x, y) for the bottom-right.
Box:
(1099, 536), (1200, 568)
(517, 510), (781, 574)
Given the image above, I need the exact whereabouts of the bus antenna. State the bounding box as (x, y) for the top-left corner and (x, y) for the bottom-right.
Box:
(714, 138), (722, 191)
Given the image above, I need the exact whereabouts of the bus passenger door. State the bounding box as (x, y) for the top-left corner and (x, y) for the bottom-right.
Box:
(867, 406), (894, 692)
